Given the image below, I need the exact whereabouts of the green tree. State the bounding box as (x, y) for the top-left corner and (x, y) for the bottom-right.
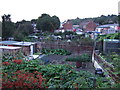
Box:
(118, 15), (120, 26)
(31, 19), (37, 24)
(36, 14), (60, 32)
(2, 14), (15, 39)
(52, 15), (60, 30)
(13, 30), (25, 41)
(0, 21), (2, 37)
(14, 20), (33, 41)
(70, 14), (118, 25)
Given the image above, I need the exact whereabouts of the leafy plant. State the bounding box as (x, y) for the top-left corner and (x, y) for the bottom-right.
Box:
(42, 48), (71, 55)
(65, 53), (91, 62)
(2, 70), (44, 89)
(112, 54), (120, 74)
(97, 33), (120, 41)
(2, 53), (119, 88)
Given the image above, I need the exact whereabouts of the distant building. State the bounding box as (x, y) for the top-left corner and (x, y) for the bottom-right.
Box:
(54, 29), (65, 33)
(79, 21), (98, 32)
(62, 20), (73, 31)
(75, 28), (84, 35)
(73, 25), (80, 29)
(95, 24), (120, 34)
(31, 23), (36, 32)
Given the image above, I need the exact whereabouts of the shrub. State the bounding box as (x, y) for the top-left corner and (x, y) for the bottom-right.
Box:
(65, 53), (91, 62)
(12, 59), (23, 64)
(42, 48), (71, 55)
(2, 54), (117, 88)
(2, 70), (44, 89)
(2, 62), (10, 66)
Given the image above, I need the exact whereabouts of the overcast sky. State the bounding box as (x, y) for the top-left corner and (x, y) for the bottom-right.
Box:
(0, 0), (119, 22)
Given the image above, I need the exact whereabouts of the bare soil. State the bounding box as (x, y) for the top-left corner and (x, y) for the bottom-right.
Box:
(40, 54), (95, 74)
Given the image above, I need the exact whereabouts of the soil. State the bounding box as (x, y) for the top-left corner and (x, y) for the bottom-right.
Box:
(40, 54), (95, 74)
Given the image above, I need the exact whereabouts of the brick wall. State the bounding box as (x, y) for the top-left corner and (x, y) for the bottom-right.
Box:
(63, 21), (73, 30)
(85, 21), (97, 32)
(37, 42), (93, 54)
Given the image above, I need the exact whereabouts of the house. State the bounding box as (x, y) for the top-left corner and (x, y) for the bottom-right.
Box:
(62, 20), (73, 31)
(73, 25), (80, 29)
(95, 24), (120, 34)
(79, 21), (98, 32)
(75, 28), (84, 35)
(54, 29), (64, 33)
(117, 26), (120, 32)
(31, 23), (40, 33)
(0, 41), (37, 56)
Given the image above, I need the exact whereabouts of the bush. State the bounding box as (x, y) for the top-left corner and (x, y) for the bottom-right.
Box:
(54, 32), (63, 36)
(65, 53), (91, 62)
(2, 54), (116, 88)
(2, 70), (44, 89)
(41, 48), (71, 55)
(64, 31), (77, 35)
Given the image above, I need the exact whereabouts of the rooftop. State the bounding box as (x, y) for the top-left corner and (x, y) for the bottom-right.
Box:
(0, 46), (21, 50)
(104, 39), (120, 42)
(0, 41), (35, 46)
(97, 24), (118, 28)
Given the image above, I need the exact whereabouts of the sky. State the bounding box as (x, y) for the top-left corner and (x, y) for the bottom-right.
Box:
(0, 0), (119, 22)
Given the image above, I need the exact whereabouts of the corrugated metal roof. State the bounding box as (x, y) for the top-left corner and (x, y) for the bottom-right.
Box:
(13, 42), (35, 46)
(0, 41), (19, 45)
(97, 24), (118, 28)
(0, 46), (21, 49)
(104, 39), (120, 42)
(0, 41), (35, 46)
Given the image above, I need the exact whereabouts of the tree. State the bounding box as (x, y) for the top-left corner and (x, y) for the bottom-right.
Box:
(52, 15), (60, 30)
(31, 19), (37, 24)
(118, 15), (120, 26)
(70, 14), (118, 25)
(13, 30), (25, 41)
(0, 21), (2, 32)
(14, 20), (33, 41)
(2, 14), (15, 39)
(36, 14), (60, 32)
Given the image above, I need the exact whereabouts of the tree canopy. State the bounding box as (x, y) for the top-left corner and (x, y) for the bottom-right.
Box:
(2, 14), (34, 41)
(2, 14), (15, 39)
(118, 15), (120, 26)
(1, 13), (60, 40)
(14, 20), (33, 41)
(36, 14), (60, 32)
(0, 21), (2, 37)
(71, 14), (118, 25)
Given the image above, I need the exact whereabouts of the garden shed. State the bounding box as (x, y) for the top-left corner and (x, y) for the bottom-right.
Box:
(0, 46), (21, 55)
(103, 39), (120, 54)
(0, 41), (37, 56)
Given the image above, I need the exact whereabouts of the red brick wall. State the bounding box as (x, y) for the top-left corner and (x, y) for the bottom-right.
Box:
(63, 21), (73, 30)
(85, 21), (97, 32)
(40, 43), (93, 54)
